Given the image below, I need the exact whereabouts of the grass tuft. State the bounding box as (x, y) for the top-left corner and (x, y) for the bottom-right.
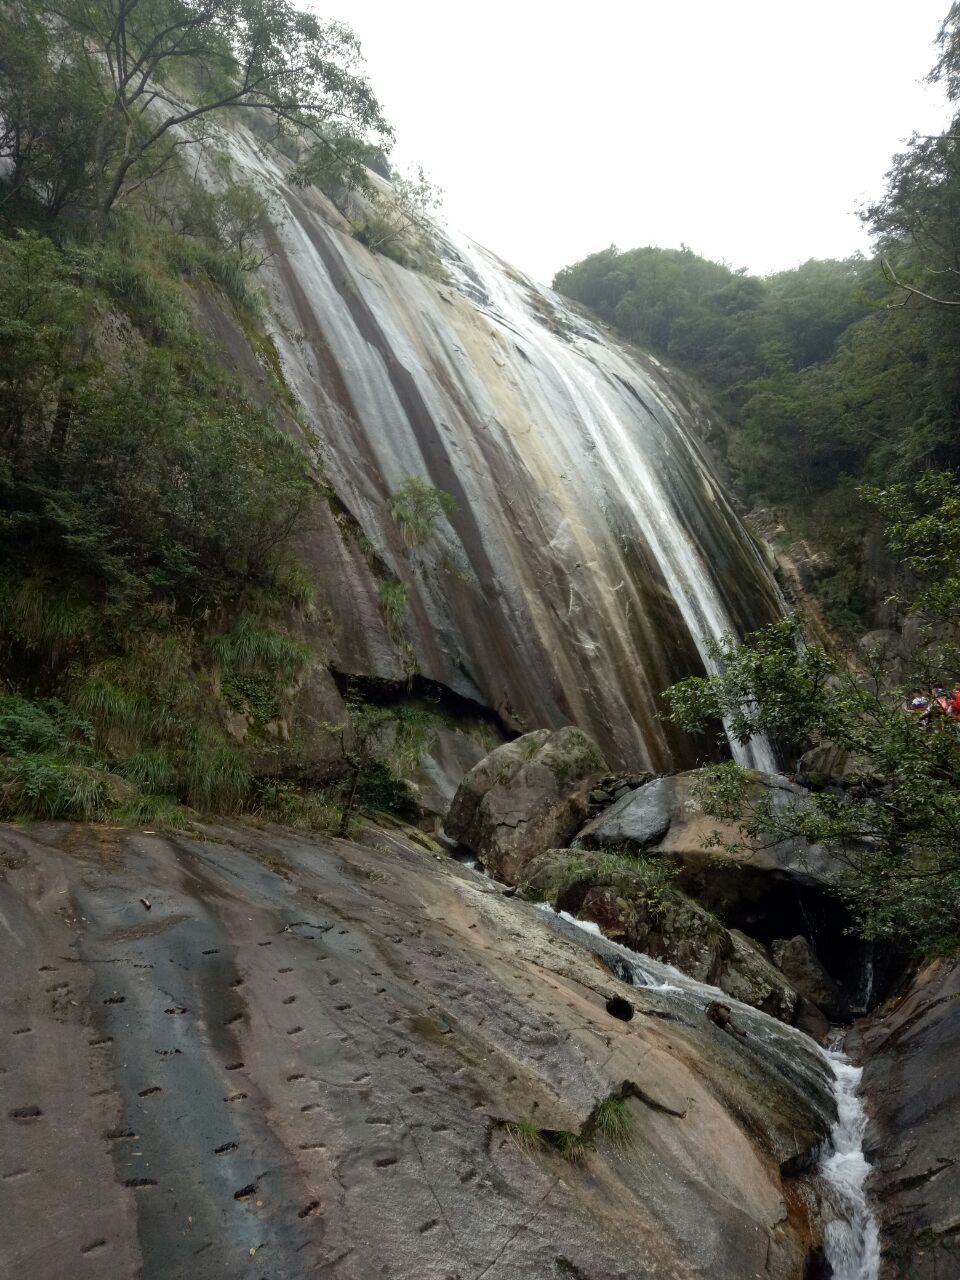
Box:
(504, 1118), (545, 1155)
(543, 1129), (589, 1162)
(586, 1094), (634, 1149)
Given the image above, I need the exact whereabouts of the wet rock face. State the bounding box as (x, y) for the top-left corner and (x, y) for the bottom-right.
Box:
(444, 727), (608, 882)
(522, 850), (801, 1024)
(579, 770), (838, 892)
(854, 958), (960, 1279)
(0, 819), (829, 1279)
(576, 772), (877, 1018)
(773, 936), (850, 1023)
(200, 128), (786, 775)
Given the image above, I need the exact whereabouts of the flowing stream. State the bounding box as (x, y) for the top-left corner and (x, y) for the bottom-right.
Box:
(538, 905), (880, 1278)
(820, 1038), (882, 1280)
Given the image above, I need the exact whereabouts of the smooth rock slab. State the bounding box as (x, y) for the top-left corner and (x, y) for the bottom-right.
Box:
(853, 957), (960, 1280)
(0, 817), (831, 1280)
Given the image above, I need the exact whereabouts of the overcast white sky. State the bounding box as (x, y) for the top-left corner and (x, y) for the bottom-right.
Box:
(324, 1), (953, 284)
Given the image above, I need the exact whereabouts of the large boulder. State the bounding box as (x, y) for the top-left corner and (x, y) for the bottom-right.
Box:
(579, 775), (674, 849)
(772, 936), (850, 1023)
(444, 727), (608, 882)
(577, 770), (841, 919)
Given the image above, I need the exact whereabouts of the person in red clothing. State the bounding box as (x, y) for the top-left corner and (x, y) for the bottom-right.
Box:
(950, 684), (960, 718)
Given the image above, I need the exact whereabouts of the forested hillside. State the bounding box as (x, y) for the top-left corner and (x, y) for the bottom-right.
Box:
(555, 3), (960, 633)
(0, 0), (413, 827)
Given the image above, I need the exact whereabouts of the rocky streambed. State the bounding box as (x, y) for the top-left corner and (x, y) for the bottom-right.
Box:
(441, 728), (960, 1279)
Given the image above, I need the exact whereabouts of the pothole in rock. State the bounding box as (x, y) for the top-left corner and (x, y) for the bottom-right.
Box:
(605, 995), (635, 1022)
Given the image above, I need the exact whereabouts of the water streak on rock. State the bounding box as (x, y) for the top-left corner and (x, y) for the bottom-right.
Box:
(215, 128), (782, 770)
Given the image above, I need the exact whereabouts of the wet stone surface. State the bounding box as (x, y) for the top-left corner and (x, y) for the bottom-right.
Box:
(0, 819), (832, 1279)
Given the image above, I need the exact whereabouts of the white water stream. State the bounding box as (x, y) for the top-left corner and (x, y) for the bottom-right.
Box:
(539, 906), (880, 1278)
(820, 1039), (881, 1280)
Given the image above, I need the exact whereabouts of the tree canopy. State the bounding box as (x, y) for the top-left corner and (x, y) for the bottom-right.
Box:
(0, 0), (391, 216)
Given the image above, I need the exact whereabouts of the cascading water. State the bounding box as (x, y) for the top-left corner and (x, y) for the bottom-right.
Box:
(445, 234), (780, 773)
(202, 123), (785, 772)
(538, 905), (880, 1277)
(820, 1038), (881, 1280)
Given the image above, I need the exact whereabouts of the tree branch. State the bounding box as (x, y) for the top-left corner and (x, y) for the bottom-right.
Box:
(882, 256), (960, 306)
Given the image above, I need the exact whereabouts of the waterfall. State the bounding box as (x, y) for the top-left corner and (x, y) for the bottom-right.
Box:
(538, 906), (880, 1275)
(207, 123), (785, 772)
(443, 233), (780, 774)
(851, 944), (877, 1017)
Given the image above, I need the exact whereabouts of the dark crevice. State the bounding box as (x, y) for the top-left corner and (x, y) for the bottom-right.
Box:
(605, 995), (634, 1022)
(329, 669), (511, 739)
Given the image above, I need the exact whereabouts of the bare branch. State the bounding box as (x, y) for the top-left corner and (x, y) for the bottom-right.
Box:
(881, 256), (960, 307)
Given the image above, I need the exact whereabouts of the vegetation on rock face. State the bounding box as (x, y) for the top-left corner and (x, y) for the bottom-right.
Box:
(665, 481), (960, 953)
(0, 0), (434, 828)
(502, 1089), (634, 1165)
(0, 221), (320, 820)
(389, 477), (455, 547)
(588, 1094), (635, 1149)
(521, 850), (677, 908)
(554, 5), (960, 634)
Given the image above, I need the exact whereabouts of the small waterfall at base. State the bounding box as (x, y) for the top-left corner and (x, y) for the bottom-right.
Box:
(820, 1036), (881, 1280)
(538, 906), (880, 1279)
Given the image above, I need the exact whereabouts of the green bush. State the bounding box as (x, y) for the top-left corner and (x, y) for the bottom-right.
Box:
(388, 477), (455, 547)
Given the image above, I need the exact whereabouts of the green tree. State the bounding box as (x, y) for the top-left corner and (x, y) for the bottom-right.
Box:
(0, 0), (391, 217)
(663, 476), (960, 952)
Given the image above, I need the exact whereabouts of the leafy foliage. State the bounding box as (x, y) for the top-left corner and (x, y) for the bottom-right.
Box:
(665, 484), (960, 952)
(862, 472), (960, 621)
(350, 167), (443, 266)
(0, 0), (391, 217)
(0, 693), (186, 822)
(0, 230), (316, 625)
(665, 618), (841, 758)
(0, 215), (317, 819)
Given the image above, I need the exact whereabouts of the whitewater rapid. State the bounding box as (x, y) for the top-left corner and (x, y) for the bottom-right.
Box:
(821, 1040), (881, 1280)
